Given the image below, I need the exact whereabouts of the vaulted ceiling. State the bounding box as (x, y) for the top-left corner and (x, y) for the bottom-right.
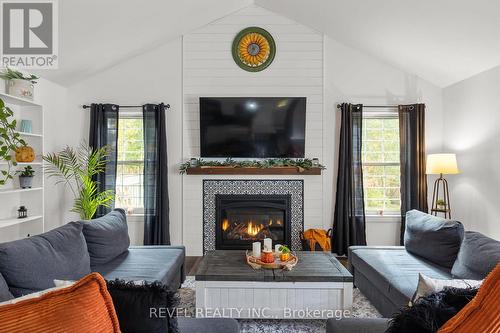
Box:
(37, 0), (500, 88)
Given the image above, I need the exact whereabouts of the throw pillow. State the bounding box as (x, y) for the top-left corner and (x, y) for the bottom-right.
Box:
(438, 263), (500, 333)
(404, 210), (464, 269)
(0, 222), (91, 296)
(386, 287), (478, 333)
(81, 208), (130, 265)
(0, 272), (13, 302)
(106, 279), (179, 333)
(451, 231), (500, 280)
(411, 273), (482, 305)
(0, 273), (120, 333)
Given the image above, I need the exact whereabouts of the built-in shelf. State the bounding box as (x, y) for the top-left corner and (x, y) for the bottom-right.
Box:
(0, 93), (41, 107)
(185, 167), (323, 175)
(0, 187), (43, 194)
(16, 131), (43, 138)
(0, 215), (43, 229)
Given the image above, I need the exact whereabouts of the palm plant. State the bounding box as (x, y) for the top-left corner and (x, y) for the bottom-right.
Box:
(43, 143), (115, 220)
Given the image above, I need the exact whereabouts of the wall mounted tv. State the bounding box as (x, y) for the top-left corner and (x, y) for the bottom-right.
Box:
(199, 97), (306, 158)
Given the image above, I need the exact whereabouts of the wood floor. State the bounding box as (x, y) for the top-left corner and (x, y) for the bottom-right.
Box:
(185, 255), (348, 276)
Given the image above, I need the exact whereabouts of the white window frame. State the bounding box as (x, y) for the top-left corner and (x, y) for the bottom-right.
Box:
(362, 111), (402, 218)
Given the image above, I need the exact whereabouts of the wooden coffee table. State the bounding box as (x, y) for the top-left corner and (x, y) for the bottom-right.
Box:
(195, 250), (353, 319)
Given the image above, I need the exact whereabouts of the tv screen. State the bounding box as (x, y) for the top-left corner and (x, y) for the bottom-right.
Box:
(200, 97), (306, 158)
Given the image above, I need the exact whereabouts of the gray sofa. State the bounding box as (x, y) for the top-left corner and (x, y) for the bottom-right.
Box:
(326, 210), (500, 333)
(0, 209), (239, 333)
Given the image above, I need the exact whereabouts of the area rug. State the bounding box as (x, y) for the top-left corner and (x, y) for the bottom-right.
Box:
(176, 276), (381, 333)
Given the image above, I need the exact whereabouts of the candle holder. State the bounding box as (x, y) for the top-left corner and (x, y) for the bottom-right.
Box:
(18, 206), (28, 219)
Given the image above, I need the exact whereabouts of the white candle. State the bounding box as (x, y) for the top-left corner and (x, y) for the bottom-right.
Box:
(263, 238), (272, 252)
(252, 242), (261, 258)
(275, 244), (282, 253)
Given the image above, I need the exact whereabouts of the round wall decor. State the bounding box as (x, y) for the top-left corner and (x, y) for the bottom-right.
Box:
(232, 27), (276, 72)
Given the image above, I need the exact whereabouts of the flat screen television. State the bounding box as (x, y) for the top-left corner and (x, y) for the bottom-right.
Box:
(200, 97), (306, 158)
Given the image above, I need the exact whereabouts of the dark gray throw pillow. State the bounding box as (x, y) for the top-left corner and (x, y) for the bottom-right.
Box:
(404, 210), (464, 269)
(451, 231), (500, 279)
(0, 272), (14, 302)
(81, 209), (130, 266)
(0, 222), (91, 296)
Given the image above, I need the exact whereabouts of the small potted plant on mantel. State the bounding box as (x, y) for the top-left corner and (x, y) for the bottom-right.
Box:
(0, 68), (39, 100)
(16, 166), (35, 189)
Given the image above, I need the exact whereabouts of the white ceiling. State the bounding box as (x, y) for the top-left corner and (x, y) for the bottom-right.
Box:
(256, 0), (500, 87)
(36, 0), (253, 85)
(37, 0), (500, 88)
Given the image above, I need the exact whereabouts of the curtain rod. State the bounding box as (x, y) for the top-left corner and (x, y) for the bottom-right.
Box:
(336, 104), (399, 109)
(82, 104), (170, 109)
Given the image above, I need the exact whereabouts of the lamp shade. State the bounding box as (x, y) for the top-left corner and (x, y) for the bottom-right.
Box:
(426, 153), (460, 175)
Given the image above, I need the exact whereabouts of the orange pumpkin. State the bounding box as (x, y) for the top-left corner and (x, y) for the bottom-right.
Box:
(15, 146), (35, 163)
(260, 250), (275, 264)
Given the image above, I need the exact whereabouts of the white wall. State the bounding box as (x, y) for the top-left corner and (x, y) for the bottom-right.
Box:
(66, 39), (183, 246)
(324, 37), (444, 246)
(443, 65), (500, 240)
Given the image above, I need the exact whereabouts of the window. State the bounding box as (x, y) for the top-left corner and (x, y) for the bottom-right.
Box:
(362, 114), (401, 215)
(115, 113), (144, 214)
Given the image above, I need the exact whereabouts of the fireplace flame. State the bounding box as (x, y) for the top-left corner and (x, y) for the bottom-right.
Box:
(222, 219), (230, 231)
(276, 219), (282, 226)
(247, 221), (263, 237)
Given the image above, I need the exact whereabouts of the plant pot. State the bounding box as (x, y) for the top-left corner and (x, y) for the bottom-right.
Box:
(19, 176), (33, 189)
(7, 79), (34, 100)
(437, 204), (446, 210)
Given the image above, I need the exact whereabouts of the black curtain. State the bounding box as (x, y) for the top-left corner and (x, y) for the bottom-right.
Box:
(89, 103), (119, 218)
(333, 103), (367, 256)
(399, 104), (427, 245)
(143, 103), (170, 245)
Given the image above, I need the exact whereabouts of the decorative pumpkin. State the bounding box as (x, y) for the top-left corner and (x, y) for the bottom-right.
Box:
(280, 253), (290, 262)
(15, 146), (35, 162)
(232, 27), (276, 72)
(260, 250), (275, 264)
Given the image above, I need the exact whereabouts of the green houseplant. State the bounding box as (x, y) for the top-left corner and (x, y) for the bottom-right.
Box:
(43, 143), (115, 220)
(0, 98), (27, 185)
(0, 68), (39, 84)
(16, 165), (35, 189)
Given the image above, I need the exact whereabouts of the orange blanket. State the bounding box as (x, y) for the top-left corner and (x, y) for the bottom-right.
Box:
(302, 229), (331, 251)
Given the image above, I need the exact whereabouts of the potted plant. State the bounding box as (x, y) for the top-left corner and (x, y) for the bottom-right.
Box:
(43, 143), (115, 220)
(0, 68), (39, 100)
(16, 165), (35, 189)
(436, 199), (447, 210)
(0, 98), (27, 186)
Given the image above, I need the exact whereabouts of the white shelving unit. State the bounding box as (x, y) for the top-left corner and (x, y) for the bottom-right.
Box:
(0, 92), (44, 241)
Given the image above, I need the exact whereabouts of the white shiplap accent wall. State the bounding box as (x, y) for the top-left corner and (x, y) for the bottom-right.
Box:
(182, 5), (325, 255)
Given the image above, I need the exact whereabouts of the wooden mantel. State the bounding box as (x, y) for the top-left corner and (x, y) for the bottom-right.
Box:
(185, 166), (323, 175)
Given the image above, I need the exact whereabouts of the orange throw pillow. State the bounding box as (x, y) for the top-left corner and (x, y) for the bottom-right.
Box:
(438, 263), (500, 333)
(0, 273), (120, 333)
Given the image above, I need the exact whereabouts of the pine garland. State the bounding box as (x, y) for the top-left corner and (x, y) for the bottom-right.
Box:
(179, 158), (325, 174)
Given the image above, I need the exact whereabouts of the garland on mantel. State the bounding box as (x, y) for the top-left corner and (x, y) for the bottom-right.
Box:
(179, 158), (325, 174)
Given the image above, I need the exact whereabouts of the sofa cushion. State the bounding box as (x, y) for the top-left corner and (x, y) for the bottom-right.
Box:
(404, 210), (464, 269)
(106, 279), (178, 333)
(81, 208), (130, 265)
(412, 273), (482, 303)
(0, 273), (13, 302)
(0, 222), (91, 296)
(0, 273), (120, 333)
(92, 246), (185, 289)
(451, 231), (500, 279)
(349, 247), (452, 310)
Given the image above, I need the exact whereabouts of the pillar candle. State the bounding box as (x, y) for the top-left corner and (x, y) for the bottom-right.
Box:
(275, 244), (282, 253)
(252, 242), (261, 258)
(263, 238), (272, 251)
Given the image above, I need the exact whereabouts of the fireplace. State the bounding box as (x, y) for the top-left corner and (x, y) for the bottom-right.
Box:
(215, 194), (292, 250)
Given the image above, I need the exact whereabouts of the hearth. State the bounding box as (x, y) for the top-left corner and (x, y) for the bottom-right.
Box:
(215, 194), (292, 250)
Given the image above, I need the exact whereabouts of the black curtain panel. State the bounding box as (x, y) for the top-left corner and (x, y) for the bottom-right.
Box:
(143, 103), (170, 245)
(89, 103), (119, 218)
(332, 103), (367, 256)
(399, 103), (428, 244)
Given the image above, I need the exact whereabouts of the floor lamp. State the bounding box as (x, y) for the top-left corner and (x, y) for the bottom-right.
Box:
(426, 154), (460, 219)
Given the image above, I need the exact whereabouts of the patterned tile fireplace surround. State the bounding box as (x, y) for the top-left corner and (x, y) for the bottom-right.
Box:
(202, 180), (304, 254)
